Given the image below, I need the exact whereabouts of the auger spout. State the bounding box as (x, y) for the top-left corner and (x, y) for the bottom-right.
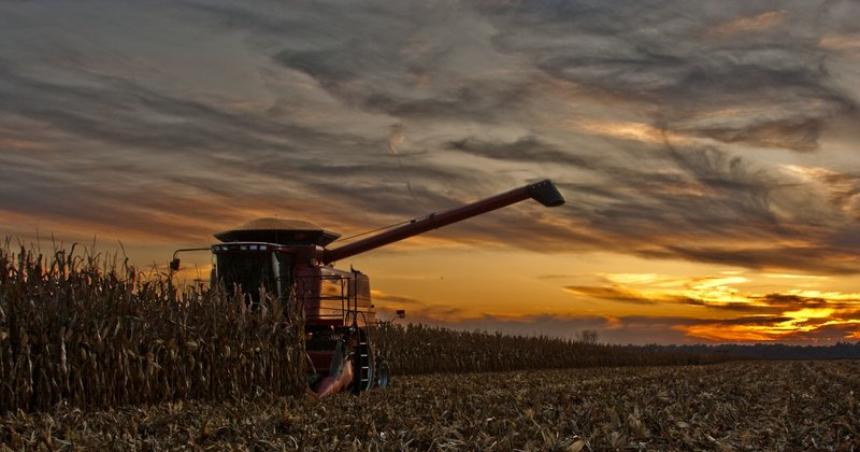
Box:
(322, 179), (564, 264)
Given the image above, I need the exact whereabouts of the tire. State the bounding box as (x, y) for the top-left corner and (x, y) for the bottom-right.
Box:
(376, 360), (390, 390)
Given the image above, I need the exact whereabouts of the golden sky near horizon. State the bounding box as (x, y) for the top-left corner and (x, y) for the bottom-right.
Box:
(1, 1), (860, 344)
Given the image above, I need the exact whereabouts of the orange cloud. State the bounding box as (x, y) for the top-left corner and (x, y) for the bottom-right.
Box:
(679, 322), (785, 342)
(819, 34), (860, 51)
(565, 271), (860, 342)
(705, 11), (786, 37)
(0, 138), (45, 151)
(571, 118), (690, 146)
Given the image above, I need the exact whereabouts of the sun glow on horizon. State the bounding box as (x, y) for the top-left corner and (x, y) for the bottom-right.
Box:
(565, 271), (860, 343)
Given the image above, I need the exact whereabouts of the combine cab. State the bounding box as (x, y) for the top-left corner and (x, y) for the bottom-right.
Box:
(170, 180), (564, 396)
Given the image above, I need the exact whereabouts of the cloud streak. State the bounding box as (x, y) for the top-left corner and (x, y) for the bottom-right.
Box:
(1, 1), (857, 270)
(1, 0), (860, 342)
(561, 270), (860, 342)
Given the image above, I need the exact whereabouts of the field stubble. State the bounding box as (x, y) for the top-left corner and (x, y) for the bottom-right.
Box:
(1, 360), (857, 451)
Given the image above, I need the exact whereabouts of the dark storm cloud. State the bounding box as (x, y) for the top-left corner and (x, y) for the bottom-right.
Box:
(447, 132), (858, 273)
(562, 277), (860, 322)
(563, 282), (768, 312)
(648, 245), (860, 275)
(0, 57), (477, 236)
(446, 136), (594, 168)
(485, 1), (859, 152)
(673, 294), (857, 316)
(709, 315), (793, 326)
(564, 285), (658, 305)
(1, 0), (859, 276)
(676, 298), (785, 314)
(0, 73), (261, 158)
(599, 145), (782, 234)
(0, 153), (256, 242)
(690, 118), (823, 153)
(752, 293), (829, 308)
(181, 1), (536, 124)
(0, 61), (382, 157)
(357, 84), (530, 122)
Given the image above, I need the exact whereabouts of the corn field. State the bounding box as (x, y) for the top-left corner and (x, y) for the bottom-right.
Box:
(1, 245), (723, 415)
(0, 247), (306, 413)
(373, 323), (724, 375)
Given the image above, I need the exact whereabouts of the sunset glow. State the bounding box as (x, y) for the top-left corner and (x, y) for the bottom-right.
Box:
(2, 2), (860, 344)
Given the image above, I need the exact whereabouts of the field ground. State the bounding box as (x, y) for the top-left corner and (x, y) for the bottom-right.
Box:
(1, 360), (858, 451)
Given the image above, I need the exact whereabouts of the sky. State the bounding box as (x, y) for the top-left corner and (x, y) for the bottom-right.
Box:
(1, 0), (859, 344)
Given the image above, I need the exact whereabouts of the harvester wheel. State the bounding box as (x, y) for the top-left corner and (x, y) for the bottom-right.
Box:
(376, 360), (390, 389)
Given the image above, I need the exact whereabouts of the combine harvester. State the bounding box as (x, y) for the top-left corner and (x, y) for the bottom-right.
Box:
(170, 180), (564, 396)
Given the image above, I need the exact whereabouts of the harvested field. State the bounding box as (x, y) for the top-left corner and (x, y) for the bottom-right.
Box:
(2, 360), (857, 451)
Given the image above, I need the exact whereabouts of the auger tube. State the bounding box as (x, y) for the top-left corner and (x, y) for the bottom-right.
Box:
(322, 179), (564, 264)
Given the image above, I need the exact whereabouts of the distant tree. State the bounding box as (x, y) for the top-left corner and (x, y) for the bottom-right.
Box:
(577, 330), (599, 344)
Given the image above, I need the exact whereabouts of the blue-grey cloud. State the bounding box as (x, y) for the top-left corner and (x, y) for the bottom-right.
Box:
(0, 0), (858, 276)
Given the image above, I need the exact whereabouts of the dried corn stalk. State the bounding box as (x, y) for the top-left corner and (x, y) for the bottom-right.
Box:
(0, 247), (306, 413)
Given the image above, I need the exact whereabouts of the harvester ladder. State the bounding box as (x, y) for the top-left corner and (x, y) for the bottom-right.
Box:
(354, 336), (372, 393)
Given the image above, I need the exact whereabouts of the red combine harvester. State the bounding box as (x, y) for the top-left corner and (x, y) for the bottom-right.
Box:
(170, 180), (564, 396)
